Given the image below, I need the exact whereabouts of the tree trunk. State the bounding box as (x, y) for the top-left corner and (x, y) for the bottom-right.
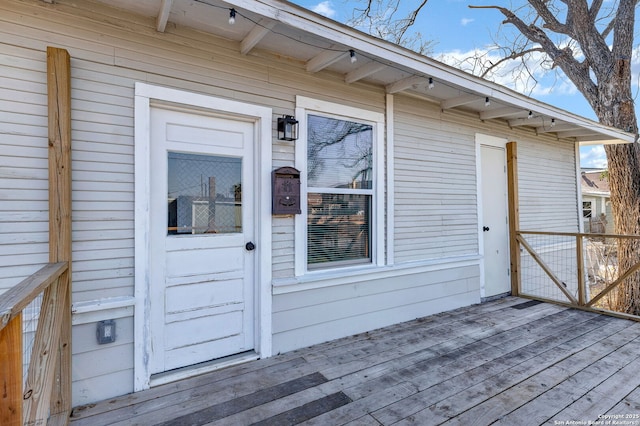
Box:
(596, 52), (640, 314)
(604, 142), (640, 314)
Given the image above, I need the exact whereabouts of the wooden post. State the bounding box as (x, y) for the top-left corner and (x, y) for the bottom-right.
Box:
(48, 45), (72, 425)
(577, 235), (586, 306)
(26, 46), (73, 426)
(507, 142), (521, 296)
(0, 314), (22, 426)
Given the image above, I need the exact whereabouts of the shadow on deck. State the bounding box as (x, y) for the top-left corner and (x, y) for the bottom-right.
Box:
(70, 297), (640, 425)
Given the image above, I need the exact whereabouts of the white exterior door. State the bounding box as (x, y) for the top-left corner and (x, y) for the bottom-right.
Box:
(149, 107), (255, 375)
(480, 143), (511, 298)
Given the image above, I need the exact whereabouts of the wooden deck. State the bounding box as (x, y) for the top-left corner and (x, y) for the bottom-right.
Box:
(69, 297), (640, 425)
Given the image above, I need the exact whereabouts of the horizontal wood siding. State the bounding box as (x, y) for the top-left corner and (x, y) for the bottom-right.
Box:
(71, 317), (134, 403)
(393, 95), (579, 264)
(0, 0), (385, 406)
(393, 96), (478, 263)
(272, 265), (480, 353)
(518, 139), (579, 231)
(0, 44), (49, 291)
(0, 0), (581, 407)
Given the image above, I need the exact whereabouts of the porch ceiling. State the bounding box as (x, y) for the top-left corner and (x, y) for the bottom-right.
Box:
(93, 0), (634, 144)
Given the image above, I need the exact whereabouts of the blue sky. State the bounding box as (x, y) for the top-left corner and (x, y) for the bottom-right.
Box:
(290, 0), (632, 169)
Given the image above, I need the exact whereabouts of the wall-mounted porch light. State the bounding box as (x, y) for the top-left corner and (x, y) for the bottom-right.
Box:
(277, 115), (299, 141)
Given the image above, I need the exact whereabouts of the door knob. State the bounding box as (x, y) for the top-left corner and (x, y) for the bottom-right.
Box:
(483, 226), (490, 232)
(245, 242), (256, 251)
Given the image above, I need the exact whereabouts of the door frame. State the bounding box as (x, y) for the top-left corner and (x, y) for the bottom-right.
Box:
(475, 133), (510, 299)
(133, 83), (272, 391)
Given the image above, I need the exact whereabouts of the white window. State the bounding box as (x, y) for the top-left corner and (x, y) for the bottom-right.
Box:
(307, 115), (373, 269)
(583, 201), (593, 218)
(295, 97), (385, 275)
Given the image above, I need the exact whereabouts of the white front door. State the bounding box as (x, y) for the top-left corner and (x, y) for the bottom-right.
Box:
(480, 143), (511, 298)
(149, 107), (255, 375)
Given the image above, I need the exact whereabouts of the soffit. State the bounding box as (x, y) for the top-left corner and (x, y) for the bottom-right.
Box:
(92, 0), (634, 144)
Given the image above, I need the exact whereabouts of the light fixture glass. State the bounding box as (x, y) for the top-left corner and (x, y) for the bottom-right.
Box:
(277, 115), (299, 141)
(228, 8), (236, 25)
(349, 50), (357, 64)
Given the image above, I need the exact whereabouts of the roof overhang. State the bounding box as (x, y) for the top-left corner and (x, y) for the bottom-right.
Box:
(88, 0), (635, 144)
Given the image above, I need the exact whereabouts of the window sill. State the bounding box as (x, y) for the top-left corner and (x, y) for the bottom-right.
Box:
(272, 254), (481, 295)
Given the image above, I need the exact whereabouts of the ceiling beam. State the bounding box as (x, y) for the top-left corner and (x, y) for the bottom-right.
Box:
(508, 117), (546, 127)
(556, 129), (599, 138)
(385, 76), (426, 94)
(240, 19), (277, 55)
(440, 94), (479, 110)
(345, 62), (386, 84)
(306, 50), (348, 73)
(536, 123), (582, 134)
(479, 107), (522, 120)
(156, 0), (173, 32)
(576, 135), (617, 142)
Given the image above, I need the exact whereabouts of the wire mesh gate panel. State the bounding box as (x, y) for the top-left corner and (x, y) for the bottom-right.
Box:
(519, 233), (579, 303)
(518, 232), (640, 313)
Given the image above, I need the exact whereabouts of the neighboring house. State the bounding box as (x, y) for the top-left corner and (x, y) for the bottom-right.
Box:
(581, 169), (613, 233)
(0, 0), (633, 406)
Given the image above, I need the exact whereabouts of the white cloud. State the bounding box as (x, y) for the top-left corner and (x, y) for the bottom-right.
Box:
(312, 1), (336, 18)
(580, 145), (608, 168)
(434, 45), (578, 98)
(461, 18), (474, 26)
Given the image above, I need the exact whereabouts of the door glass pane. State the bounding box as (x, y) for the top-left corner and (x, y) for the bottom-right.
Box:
(167, 152), (242, 235)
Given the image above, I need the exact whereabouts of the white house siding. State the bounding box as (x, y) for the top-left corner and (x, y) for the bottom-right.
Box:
(393, 95), (579, 261)
(271, 96), (491, 355)
(0, 0), (582, 407)
(393, 96), (479, 263)
(271, 265), (480, 354)
(518, 138), (579, 231)
(0, 0), (385, 406)
(0, 44), (49, 292)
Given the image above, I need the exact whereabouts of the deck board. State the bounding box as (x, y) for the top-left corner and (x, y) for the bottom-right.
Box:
(69, 297), (640, 425)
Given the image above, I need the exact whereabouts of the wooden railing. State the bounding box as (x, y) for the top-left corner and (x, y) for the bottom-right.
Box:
(513, 230), (640, 320)
(0, 262), (70, 425)
(0, 46), (73, 426)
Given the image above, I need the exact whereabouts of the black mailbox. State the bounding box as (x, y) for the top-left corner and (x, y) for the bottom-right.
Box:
(272, 167), (301, 215)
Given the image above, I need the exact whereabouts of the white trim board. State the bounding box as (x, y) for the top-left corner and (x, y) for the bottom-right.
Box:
(273, 254), (482, 295)
(71, 296), (136, 325)
(133, 83), (272, 391)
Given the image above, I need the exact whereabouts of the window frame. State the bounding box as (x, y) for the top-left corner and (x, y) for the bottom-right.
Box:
(294, 96), (385, 276)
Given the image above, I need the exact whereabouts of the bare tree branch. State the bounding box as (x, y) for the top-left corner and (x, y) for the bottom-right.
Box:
(470, 4), (598, 109)
(590, 0), (605, 20)
(528, 0), (570, 35)
(479, 47), (545, 78)
(396, 0), (429, 41)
